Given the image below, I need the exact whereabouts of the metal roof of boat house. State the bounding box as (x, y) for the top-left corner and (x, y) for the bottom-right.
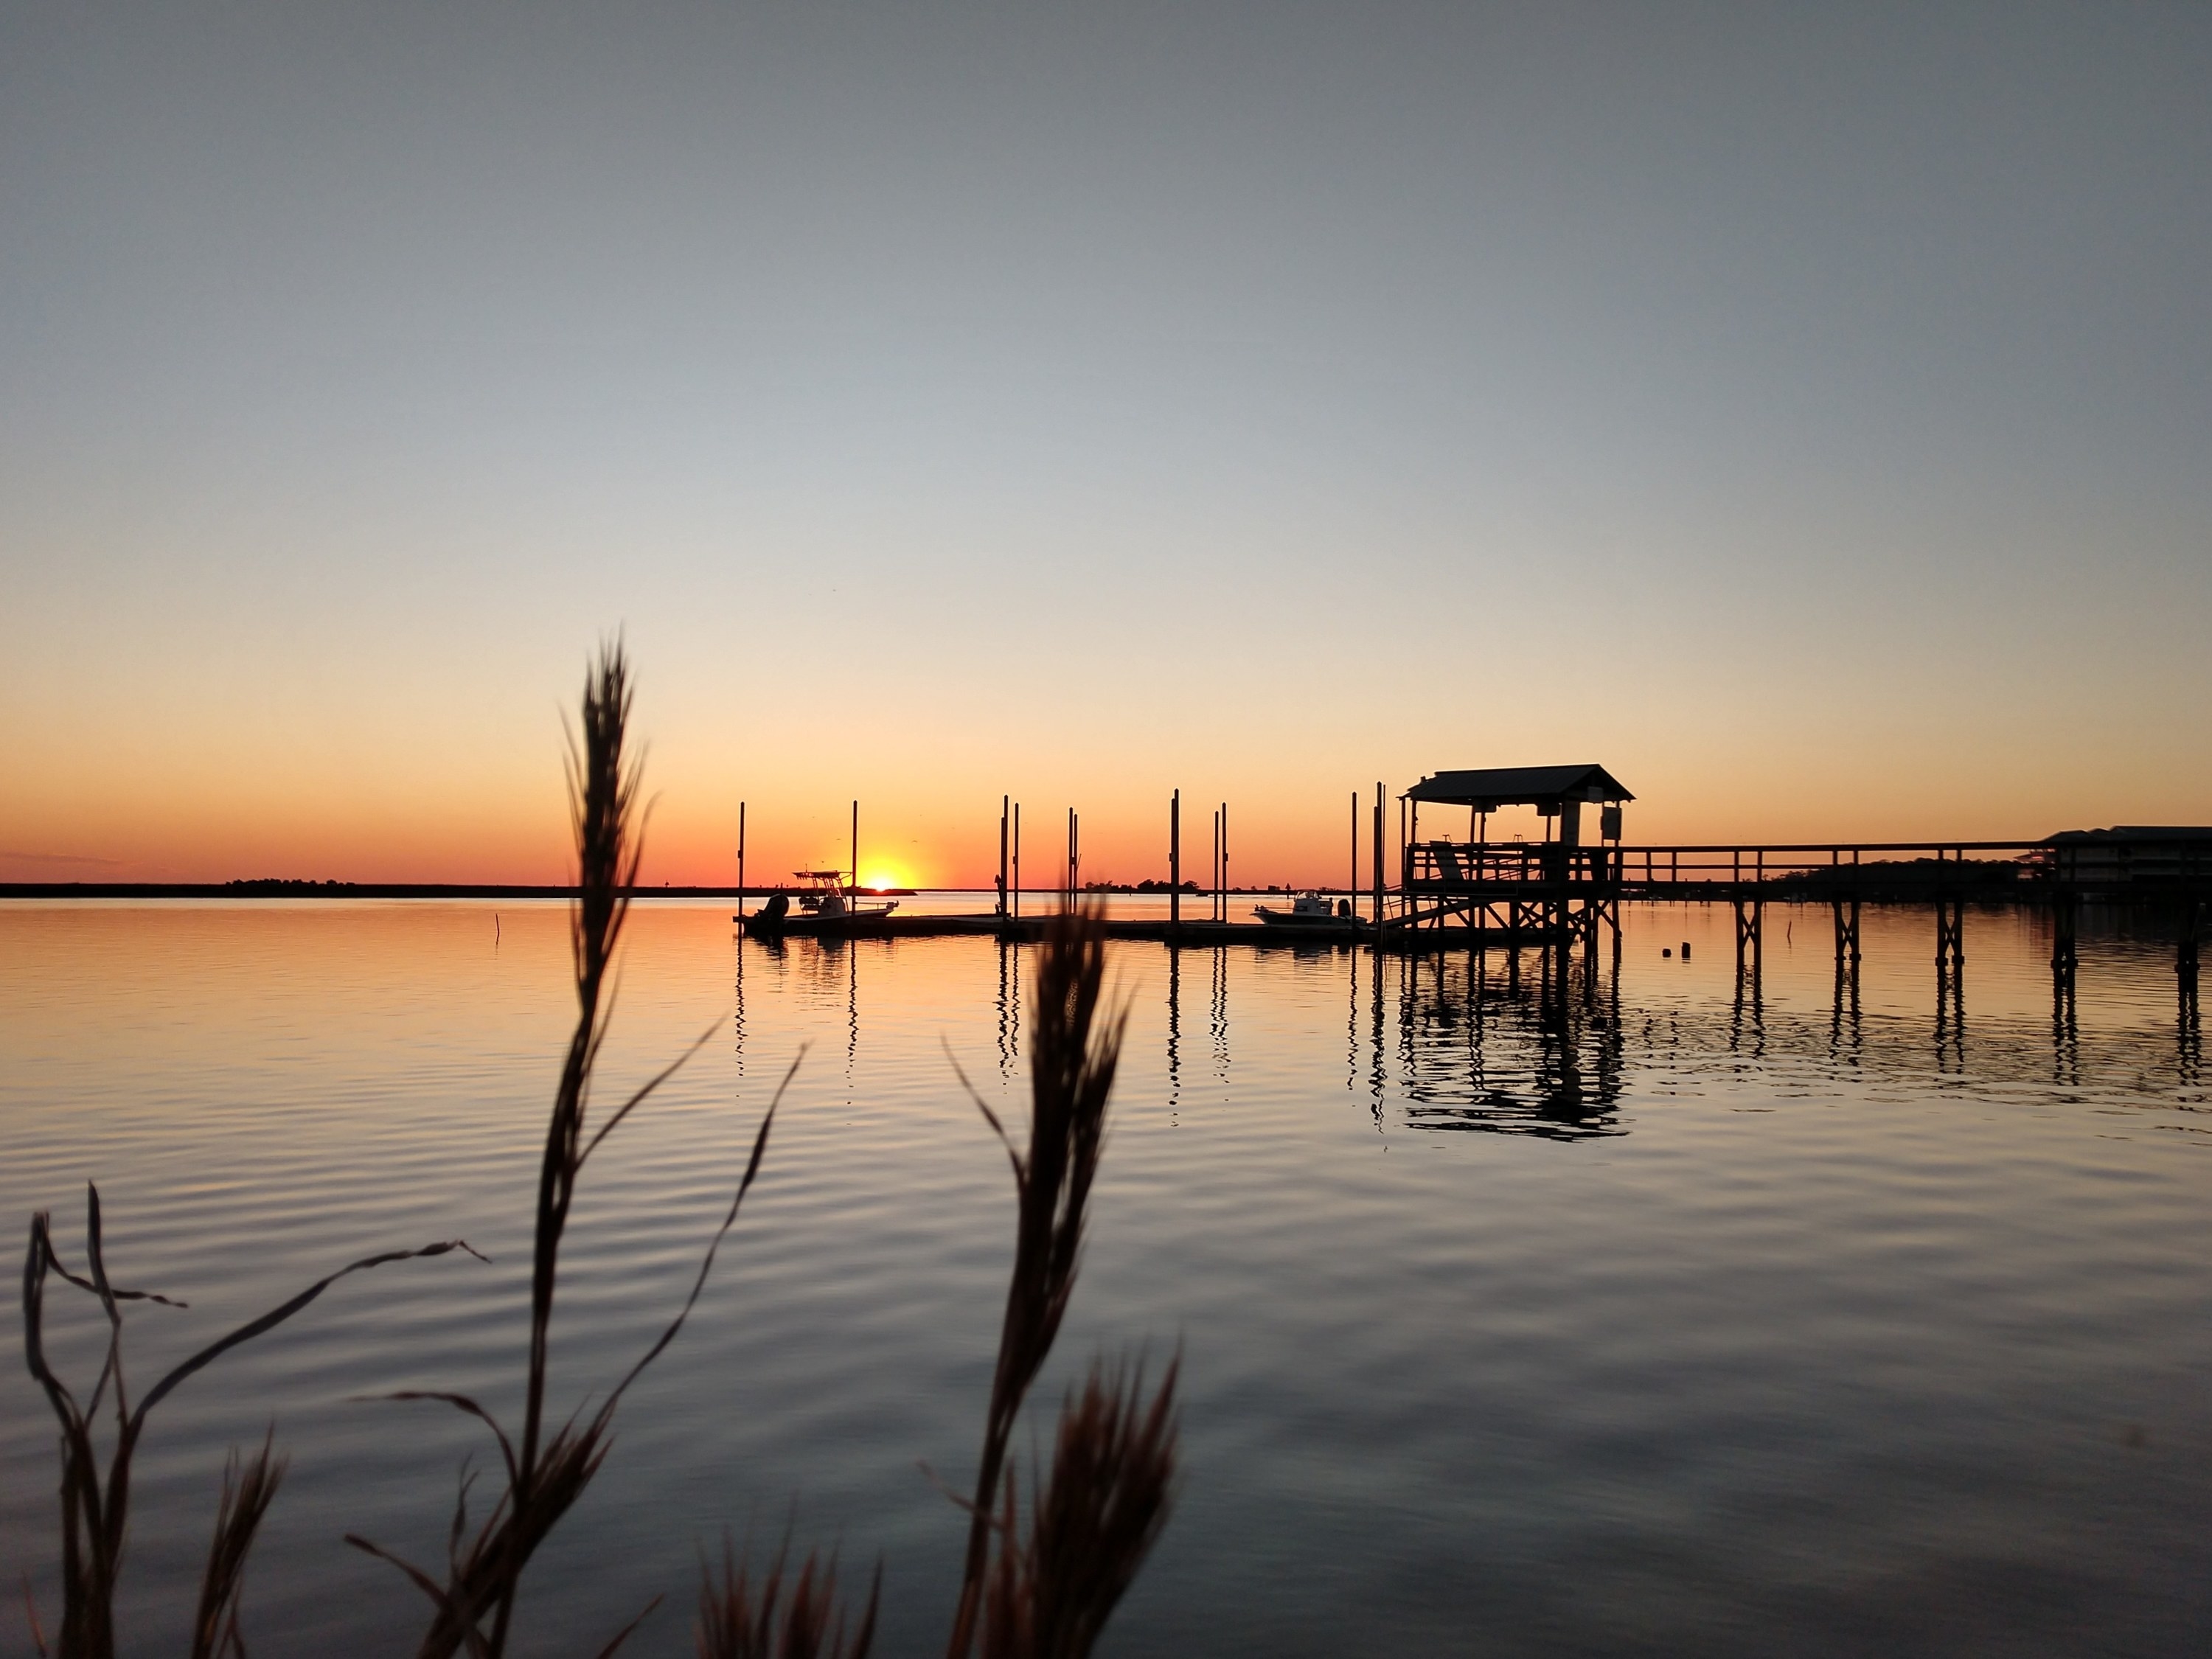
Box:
(1405, 765), (1634, 810)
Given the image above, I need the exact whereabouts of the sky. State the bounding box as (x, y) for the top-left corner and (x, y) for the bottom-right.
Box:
(3, 1), (2207, 888)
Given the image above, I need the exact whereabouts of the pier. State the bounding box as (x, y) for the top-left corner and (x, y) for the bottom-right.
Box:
(734, 769), (2205, 1032)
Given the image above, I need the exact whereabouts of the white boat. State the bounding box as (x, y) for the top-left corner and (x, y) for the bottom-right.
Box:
(740, 871), (900, 934)
(793, 869), (899, 921)
(1253, 891), (1357, 928)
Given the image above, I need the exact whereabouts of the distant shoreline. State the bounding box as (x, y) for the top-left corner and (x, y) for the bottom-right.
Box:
(2, 883), (1279, 900)
(0, 882), (752, 900)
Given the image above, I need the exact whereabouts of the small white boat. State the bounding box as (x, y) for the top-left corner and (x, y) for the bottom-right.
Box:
(1253, 891), (1357, 928)
(794, 869), (899, 920)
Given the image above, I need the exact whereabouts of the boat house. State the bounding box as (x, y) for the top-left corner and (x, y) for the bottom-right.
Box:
(1393, 764), (1635, 946)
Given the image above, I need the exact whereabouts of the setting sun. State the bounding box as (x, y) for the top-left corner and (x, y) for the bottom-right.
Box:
(860, 866), (909, 892)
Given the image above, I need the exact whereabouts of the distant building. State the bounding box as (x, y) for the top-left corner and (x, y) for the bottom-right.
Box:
(2042, 827), (2212, 893)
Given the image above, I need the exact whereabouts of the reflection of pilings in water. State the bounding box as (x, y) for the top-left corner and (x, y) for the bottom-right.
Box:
(1211, 946), (1229, 1085)
(1831, 898), (1862, 1004)
(1540, 990), (1582, 1113)
(1828, 949), (1863, 1067)
(1345, 943), (1359, 1096)
(1593, 951), (1624, 1106)
(1166, 944), (1183, 1116)
(2180, 900), (2202, 1080)
(2052, 944), (2079, 1088)
(1933, 904), (1966, 1069)
(1368, 945), (1388, 1122)
(732, 929), (746, 1079)
(1829, 897), (1862, 1063)
(1394, 947), (1624, 1137)
(1396, 947), (1417, 1099)
(1935, 898), (1966, 1063)
(2050, 892), (2079, 1044)
(995, 937), (1013, 1081)
(846, 940), (860, 1079)
(2051, 891), (2079, 989)
(1730, 942), (1765, 1059)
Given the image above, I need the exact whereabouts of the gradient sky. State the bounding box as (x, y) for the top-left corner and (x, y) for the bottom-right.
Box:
(4, 2), (2207, 888)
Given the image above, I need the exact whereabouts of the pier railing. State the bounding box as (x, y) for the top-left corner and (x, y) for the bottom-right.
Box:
(1399, 840), (2211, 901)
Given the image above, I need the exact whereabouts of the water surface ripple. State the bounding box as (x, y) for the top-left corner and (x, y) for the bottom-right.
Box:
(1, 900), (2205, 1656)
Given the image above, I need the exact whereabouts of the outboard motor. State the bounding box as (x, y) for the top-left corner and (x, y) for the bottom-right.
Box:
(757, 892), (790, 924)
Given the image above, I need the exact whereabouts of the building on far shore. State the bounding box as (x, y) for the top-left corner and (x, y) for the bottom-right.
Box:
(2042, 827), (2212, 894)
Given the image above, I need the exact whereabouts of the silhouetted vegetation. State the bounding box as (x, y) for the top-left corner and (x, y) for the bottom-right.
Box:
(20, 642), (1176, 1659)
(1769, 857), (2025, 901)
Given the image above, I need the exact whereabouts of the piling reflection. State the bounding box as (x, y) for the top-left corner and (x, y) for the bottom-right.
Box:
(1729, 959), (1766, 1060)
(1166, 944), (1181, 1120)
(995, 936), (1019, 1082)
(1210, 947), (1230, 1088)
(730, 905), (2205, 1149)
(1394, 945), (1628, 1141)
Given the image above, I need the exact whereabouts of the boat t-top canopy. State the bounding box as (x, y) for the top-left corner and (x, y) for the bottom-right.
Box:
(1406, 765), (1634, 813)
(795, 869), (848, 881)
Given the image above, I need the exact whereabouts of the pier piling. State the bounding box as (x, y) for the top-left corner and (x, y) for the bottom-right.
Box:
(1171, 790), (1181, 934)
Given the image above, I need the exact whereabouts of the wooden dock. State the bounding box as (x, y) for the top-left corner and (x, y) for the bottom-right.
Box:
(735, 911), (1362, 947)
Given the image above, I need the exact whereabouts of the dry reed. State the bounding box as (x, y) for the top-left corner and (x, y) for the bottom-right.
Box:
(21, 647), (1183, 1658)
(974, 1356), (1180, 1659)
(943, 907), (1179, 1659)
(695, 1534), (880, 1659)
(189, 1433), (286, 1659)
(345, 639), (786, 1659)
(21, 1188), (476, 1659)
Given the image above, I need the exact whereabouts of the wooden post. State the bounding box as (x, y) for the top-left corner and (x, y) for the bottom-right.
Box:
(851, 800), (859, 897)
(1013, 803), (1021, 919)
(1211, 810), (1220, 922)
(737, 801), (746, 919)
(998, 796), (1009, 919)
(1171, 790), (1181, 933)
(1351, 790), (1358, 919)
(1373, 783), (1385, 939)
(1222, 801), (1229, 920)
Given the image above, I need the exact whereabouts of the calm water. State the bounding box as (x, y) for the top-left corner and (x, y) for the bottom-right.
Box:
(2, 900), (2206, 1657)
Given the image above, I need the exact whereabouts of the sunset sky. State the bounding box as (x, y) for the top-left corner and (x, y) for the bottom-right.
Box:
(4, 3), (2207, 888)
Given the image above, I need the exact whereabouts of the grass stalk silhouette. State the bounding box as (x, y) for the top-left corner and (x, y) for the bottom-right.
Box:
(189, 1433), (285, 1659)
(345, 639), (785, 1659)
(21, 645), (1180, 1658)
(20, 1191), (476, 1658)
(944, 908), (1180, 1659)
(695, 1534), (881, 1659)
(973, 1354), (1179, 1659)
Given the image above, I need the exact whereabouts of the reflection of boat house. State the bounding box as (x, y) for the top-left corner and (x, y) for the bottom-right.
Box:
(1397, 764), (1634, 947)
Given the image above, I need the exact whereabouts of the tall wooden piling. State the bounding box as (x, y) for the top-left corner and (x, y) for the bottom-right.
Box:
(1372, 783), (1385, 939)
(1210, 810), (1220, 922)
(737, 801), (746, 919)
(851, 800), (859, 895)
(1351, 790), (1359, 917)
(1013, 802), (1021, 919)
(1171, 790), (1181, 933)
(998, 796), (1009, 919)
